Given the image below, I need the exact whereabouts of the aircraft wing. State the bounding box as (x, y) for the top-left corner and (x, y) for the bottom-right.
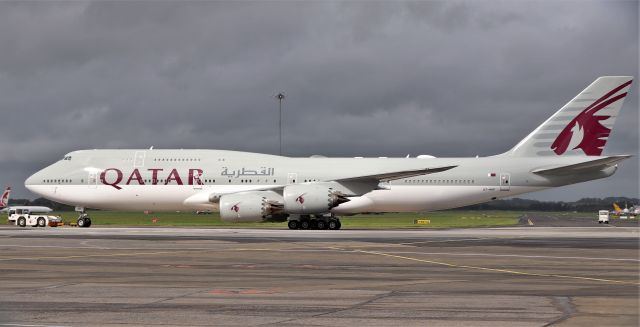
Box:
(184, 165), (457, 206)
(336, 165), (458, 183)
(531, 155), (631, 175)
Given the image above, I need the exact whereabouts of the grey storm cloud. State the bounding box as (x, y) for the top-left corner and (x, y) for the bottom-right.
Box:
(0, 0), (637, 201)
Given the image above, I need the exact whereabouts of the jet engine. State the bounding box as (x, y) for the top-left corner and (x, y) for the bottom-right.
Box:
(283, 184), (350, 214)
(219, 191), (284, 222)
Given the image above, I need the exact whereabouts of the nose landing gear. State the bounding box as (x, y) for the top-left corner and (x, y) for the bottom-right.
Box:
(75, 207), (92, 228)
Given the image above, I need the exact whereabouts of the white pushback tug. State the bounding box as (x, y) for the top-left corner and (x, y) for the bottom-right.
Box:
(8, 207), (63, 227)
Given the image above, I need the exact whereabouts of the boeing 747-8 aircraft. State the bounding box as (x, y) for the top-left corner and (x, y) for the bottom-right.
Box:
(25, 76), (634, 229)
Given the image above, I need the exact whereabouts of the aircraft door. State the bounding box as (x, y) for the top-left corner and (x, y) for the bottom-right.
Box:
(134, 151), (146, 168)
(500, 173), (510, 191)
(88, 171), (98, 189)
(287, 173), (297, 184)
(192, 170), (203, 190)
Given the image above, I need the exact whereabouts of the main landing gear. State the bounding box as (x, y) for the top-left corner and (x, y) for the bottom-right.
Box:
(75, 208), (92, 228)
(287, 215), (342, 230)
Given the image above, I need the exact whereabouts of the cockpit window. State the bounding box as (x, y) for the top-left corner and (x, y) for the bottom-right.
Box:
(63, 156), (72, 161)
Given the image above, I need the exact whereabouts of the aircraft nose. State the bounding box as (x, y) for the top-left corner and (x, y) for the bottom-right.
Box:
(24, 168), (46, 195)
(25, 172), (38, 187)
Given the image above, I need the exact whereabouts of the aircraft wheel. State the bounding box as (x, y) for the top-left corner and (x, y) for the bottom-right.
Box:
(18, 217), (26, 227)
(316, 220), (326, 230)
(77, 217), (85, 227)
(37, 217), (46, 227)
(288, 220), (299, 230)
(300, 220), (310, 230)
(336, 220), (342, 230)
(328, 219), (338, 230)
(84, 217), (92, 227)
(605, 221), (609, 224)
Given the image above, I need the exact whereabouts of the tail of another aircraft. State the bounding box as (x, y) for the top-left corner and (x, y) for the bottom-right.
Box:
(505, 76), (633, 157)
(0, 187), (10, 209)
(613, 202), (623, 213)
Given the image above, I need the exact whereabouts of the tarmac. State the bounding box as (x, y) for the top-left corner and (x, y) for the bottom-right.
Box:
(0, 224), (638, 327)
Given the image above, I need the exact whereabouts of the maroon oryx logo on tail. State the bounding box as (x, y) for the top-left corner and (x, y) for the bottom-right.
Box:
(551, 80), (632, 156)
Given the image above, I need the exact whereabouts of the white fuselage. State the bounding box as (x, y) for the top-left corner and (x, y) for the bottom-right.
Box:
(24, 149), (615, 214)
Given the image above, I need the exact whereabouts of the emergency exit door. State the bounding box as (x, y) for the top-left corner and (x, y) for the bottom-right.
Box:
(133, 151), (146, 168)
(88, 171), (97, 189)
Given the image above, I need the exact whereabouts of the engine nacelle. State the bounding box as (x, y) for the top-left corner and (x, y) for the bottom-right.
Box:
(219, 191), (284, 222)
(283, 184), (350, 214)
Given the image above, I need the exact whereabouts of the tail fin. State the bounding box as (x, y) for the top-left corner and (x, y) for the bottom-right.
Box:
(613, 202), (623, 213)
(0, 187), (10, 209)
(506, 76), (633, 157)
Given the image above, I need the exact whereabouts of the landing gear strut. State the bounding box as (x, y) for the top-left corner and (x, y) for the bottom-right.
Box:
(287, 215), (341, 230)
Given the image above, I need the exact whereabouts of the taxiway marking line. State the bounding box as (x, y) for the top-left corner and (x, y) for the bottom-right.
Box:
(235, 248), (639, 262)
(1, 245), (637, 263)
(400, 237), (489, 245)
(352, 249), (640, 285)
(379, 251), (640, 262)
(0, 244), (111, 250)
(0, 250), (184, 261)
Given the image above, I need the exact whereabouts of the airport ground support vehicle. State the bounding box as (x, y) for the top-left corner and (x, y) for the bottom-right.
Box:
(8, 208), (63, 227)
(598, 210), (610, 224)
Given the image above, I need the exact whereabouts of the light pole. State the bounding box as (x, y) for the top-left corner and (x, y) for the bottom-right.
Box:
(276, 92), (285, 155)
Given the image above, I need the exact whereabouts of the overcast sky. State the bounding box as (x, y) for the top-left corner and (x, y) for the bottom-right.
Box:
(0, 0), (638, 201)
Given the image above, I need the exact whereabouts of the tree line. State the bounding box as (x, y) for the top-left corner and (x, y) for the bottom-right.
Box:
(457, 197), (639, 212)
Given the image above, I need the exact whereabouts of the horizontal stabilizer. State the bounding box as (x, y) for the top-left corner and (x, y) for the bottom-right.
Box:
(338, 165), (457, 182)
(531, 155), (631, 175)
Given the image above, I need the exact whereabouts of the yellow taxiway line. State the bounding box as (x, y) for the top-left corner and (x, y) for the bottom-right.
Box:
(353, 249), (640, 285)
(3, 246), (637, 286)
